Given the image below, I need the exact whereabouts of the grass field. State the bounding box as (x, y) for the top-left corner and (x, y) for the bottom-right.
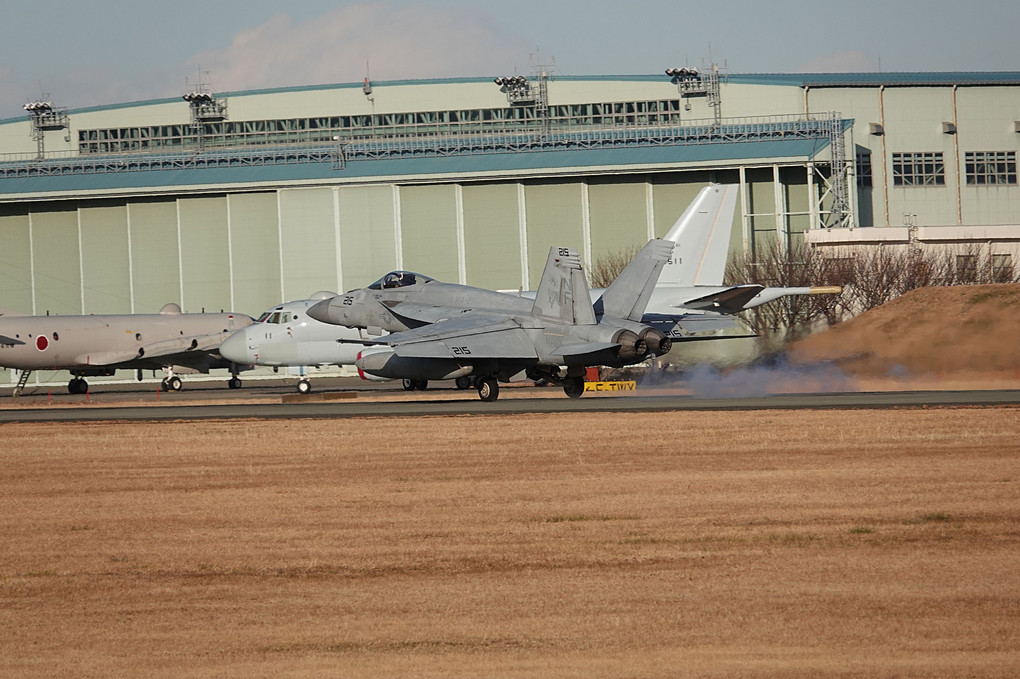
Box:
(2, 408), (1018, 677)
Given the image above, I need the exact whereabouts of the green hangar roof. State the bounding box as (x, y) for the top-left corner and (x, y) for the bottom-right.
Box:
(0, 138), (828, 197)
(0, 119), (843, 198)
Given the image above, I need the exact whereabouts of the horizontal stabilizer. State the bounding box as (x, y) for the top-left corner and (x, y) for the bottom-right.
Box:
(640, 312), (744, 335)
(0, 334), (26, 346)
(676, 285), (765, 314)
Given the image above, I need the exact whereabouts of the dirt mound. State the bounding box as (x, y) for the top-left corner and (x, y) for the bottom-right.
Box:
(790, 284), (1020, 378)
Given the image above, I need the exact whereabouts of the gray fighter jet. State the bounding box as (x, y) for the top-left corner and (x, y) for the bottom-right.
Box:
(307, 239), (676, 401)
(0, 303), (253, 396)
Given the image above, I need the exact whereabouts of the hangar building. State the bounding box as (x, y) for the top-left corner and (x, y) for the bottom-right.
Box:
(2, 67), (1019, 385)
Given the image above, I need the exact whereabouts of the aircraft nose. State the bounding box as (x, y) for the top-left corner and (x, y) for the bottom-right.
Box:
(218, 329), (250, 364)
(306, 298), (334, 324)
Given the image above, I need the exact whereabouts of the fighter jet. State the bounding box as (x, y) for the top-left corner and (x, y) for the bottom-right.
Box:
(307, 239), (676, 401)
(0, 303), (253, 396)
(218, 292), (377, 394)
(218, 185), (837, 395)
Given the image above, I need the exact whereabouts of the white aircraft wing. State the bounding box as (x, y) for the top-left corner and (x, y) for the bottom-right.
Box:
(73, 331), (229, 367)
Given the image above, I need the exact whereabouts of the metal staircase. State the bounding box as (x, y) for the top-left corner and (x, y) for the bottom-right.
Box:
(13, 370), (30, 397)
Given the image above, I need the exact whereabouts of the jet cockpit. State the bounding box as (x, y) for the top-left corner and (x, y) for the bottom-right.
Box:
(367, 271), (433, 290)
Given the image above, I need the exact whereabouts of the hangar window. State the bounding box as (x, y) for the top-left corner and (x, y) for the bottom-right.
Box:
(956, 254), (978, 282)
(965, 151), (1017, 185)
(892, 152), (945, 186)
(991, 254), (1014, 282)
(856, 152), (872, 188)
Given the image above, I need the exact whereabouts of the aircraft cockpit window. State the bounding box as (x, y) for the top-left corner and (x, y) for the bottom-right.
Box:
(258, 311), (283, 324)
(368, 271), (433, 290)
(281, 313), (292, 323)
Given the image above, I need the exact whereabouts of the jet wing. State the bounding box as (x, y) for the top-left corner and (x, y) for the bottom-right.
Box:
(381, 301), (469, 327)
(0, 334), (26, 346)
(641, 312), (744, 335)
(365, 313), (538, 360)
(72, 331), (228, 367)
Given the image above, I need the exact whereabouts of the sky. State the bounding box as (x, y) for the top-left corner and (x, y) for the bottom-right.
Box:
(1, 0), (1019, 120)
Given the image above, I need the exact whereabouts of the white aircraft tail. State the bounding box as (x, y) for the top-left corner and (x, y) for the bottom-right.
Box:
(531, 247), (597, 326)
(599, 239), (675, 321)
(660, 183), (738, 287)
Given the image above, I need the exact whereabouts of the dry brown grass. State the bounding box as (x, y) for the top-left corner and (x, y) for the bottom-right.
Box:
(2, 409), (1019, 677)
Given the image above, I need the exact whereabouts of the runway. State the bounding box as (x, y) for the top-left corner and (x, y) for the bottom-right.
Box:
(2, 387), (1019, 422)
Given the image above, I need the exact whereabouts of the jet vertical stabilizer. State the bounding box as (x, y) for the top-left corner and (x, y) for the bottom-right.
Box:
(531, 247), (596, 326)
(599, 239), (675, 321)
(660, 183), (738, 287)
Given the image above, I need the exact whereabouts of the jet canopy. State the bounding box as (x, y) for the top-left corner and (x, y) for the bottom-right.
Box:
(367, 271), (434, 290)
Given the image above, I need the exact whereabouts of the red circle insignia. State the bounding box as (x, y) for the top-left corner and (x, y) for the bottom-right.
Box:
(36, 335), (49, 351)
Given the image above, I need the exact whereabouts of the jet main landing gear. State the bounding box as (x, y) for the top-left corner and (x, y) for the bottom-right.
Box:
(402, 378), (428, 391)
(160, 375), (183, 392)
(476, 377), (499, 402)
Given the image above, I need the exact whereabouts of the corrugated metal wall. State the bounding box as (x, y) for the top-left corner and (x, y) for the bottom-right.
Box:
(1, 175), (757, 320)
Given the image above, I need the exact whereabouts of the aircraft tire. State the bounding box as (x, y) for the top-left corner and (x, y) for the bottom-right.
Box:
(477, 377), (499, 402)
(297, 379), (312, 394)
(168, 376), (183, 392)
(455, 376), (473, 390)
(402, 378), (416, 391)
(228, 377), (242, 389)
(413, 379), (428, 391)
(563, 376), (585, 399)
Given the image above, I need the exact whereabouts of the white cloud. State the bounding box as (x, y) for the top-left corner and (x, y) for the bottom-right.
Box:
(186, 2), (526, 93)
(796, 51), (880, 73)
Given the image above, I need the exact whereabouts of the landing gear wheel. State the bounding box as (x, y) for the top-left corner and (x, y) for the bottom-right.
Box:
(68, 378), (87, 394)
(402, 378), (416, 391)
(563, 376), (585, 399)
(228, 377), (242, 389)
(455, 376), (473, 390)
(160, 378), (168, 391)
(167, 376), (183, 392)
(477, 377), (499, 402)
(297, 379), (311, 394)
(413, 379), (428, 391)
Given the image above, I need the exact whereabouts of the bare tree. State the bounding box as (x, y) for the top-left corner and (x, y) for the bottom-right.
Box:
(725, 240), (846, 342)
(589, 237), (1019, 346)
(588, 245), (640, 289)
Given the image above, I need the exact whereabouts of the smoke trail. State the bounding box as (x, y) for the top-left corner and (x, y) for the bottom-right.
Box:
(642, 353), (859, 398)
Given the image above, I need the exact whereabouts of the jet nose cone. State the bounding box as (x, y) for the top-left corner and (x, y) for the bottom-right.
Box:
(306, 298), (334, 324)
(218, 329), (250, 364)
